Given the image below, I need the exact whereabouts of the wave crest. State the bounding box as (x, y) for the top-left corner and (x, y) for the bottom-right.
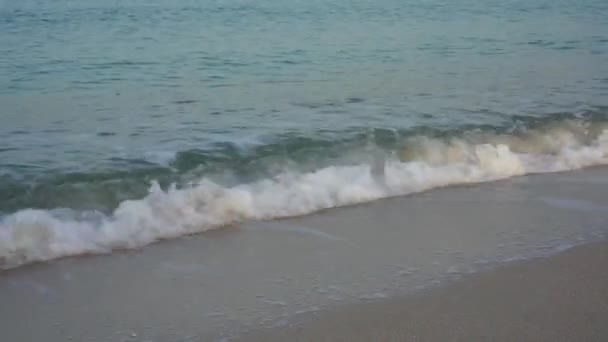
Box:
(2, 118), (608, 269)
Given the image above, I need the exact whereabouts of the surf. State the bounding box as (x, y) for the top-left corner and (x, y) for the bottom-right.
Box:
(2, 114), (608, 270)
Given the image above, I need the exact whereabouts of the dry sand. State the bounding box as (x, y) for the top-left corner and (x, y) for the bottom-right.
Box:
(243, 241), (608, 342)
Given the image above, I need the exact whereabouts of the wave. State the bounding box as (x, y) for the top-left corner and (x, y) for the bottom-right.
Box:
(2, 115), (608, 269)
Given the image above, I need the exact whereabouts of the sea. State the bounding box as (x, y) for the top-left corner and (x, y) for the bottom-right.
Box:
(1, 0), (608, 269)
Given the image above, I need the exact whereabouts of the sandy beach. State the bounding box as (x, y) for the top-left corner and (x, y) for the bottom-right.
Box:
(1, 167), (607, 341)
(242, 241), (608, 342)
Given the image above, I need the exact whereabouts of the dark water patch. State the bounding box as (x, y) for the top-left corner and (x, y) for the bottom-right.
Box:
(30, 70), (51, 76)
(104, 77), (127, 82)
(71, 79), (103, 85)
(319, 109), (348, 114)
(179, 120), (201, 125)
(553, 45), (577, 51)
(148, 82), (182, 88)
(346, 97), (365, 104)
(94, 107), (115, 113)
(0, 167), (172, 214)
(208, 83), (235, 88)
(1, 163), (47, 172)
(107, 157), (160, 168)
(462, 37), (504, 44)
(171, 99), (198, 105)
(83, 61), (160, 70)
(96, 132), (116, 137)
(135, 125), (152, 132)
(9, 76), (34, 83)
(277, 60), (298, 65)
(8, 130), (30, 135)
(479, 48), (507, 56)
(292, 101), (340, 109)
(526, 40), (555, 47)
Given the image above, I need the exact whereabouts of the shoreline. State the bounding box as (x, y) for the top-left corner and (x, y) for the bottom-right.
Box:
(1, 166), (607, 341)
(241, 241), (608, 342)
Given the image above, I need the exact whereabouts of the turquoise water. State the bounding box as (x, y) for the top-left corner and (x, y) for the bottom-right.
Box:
(1, 0), (608, 268)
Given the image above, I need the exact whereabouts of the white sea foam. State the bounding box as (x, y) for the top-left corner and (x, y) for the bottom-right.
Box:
(2, 121), (608, 269)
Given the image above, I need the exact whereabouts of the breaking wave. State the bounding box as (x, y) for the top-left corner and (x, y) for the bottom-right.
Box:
(2, 115), (608, 269)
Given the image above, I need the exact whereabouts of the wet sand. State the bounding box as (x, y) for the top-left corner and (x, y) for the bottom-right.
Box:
(242, 241), (608, 342)
(1, 167), (608, 341)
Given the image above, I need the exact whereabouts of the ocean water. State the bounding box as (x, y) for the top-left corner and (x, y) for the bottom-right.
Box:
(1, 0), (608, 269)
